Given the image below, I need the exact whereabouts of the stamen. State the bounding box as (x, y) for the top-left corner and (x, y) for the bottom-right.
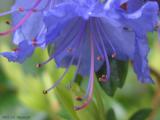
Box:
(43, 49), (77, 94)
(43, 90), (48, 94)
(81, 20), (98, 100)
(32, 38), (38, 46)
(0, 0), (51, 18)
(0, 0), (51, 17)
(5, 20), (10, 25)
(66, 54), (82, 89)
(0, 0), (42, 36)
(93, 30), (104, 62)
(66, 22), (87, 89)
(95, 20), (111, 80)
(43, 20), (87, 106)
(50, 19), (81, 57)
(76, 96), (83, 101)
(36, 63), (43, 68)
(12, 48), (20, 52)
(74, 20), (95, 110)
(36, 56), (53, 68)
(98, 20), (117, 55)
(99, 74), (107, 82)
(18, 7), (25, 12)
(38, 20), (85, 70)
(100, 37), (110, 80)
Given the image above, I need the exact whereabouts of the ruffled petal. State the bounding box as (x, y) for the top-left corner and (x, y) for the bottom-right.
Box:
(119, 1), (159, 83)
(133, 35), (153, 83)
(123, 1), (158, 32)
(0, 41), (35, 63)
(128, 0), (144, 12)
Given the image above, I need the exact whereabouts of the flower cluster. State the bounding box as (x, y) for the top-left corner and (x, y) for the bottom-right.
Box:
(0, 0), (159, 110)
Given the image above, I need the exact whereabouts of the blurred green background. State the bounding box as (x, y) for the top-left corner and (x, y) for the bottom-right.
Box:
(0, 1), (160, 120)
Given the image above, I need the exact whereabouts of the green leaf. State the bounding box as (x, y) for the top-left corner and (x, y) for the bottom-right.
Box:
(129, 108), (152, 120)
(106, 108), (117, 120)
(96, 58), (128, 96)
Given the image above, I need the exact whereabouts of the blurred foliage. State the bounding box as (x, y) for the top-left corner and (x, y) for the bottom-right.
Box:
(0, 1), (160, 120)
(106, 108), (117, 120)
(129, 108), (152, 120)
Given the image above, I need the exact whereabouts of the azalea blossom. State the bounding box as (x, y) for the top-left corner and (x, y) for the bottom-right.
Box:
(43, 0), (159, 109)
(0, 0), (159, 110)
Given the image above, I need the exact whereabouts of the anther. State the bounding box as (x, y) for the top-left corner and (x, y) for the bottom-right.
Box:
(43, 90), (48, 94)
(99, 75), (107, 82)
(36, 64), (42, 68)
(32, 8), (37, 12)
(97, 56), (103, 61)
(18, 7), (24, 12)
(112, 53), (116, 58)
(32, 38), (37, 46)
(5, 20), (10, 25)
(76, 96), (83, 101)
(12, 48), (19, 52)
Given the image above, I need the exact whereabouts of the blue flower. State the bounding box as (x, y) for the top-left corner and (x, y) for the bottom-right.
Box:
(42, 0), (159, 110)
(0, 0), (65, 62)
(0, 0), (159, 110)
